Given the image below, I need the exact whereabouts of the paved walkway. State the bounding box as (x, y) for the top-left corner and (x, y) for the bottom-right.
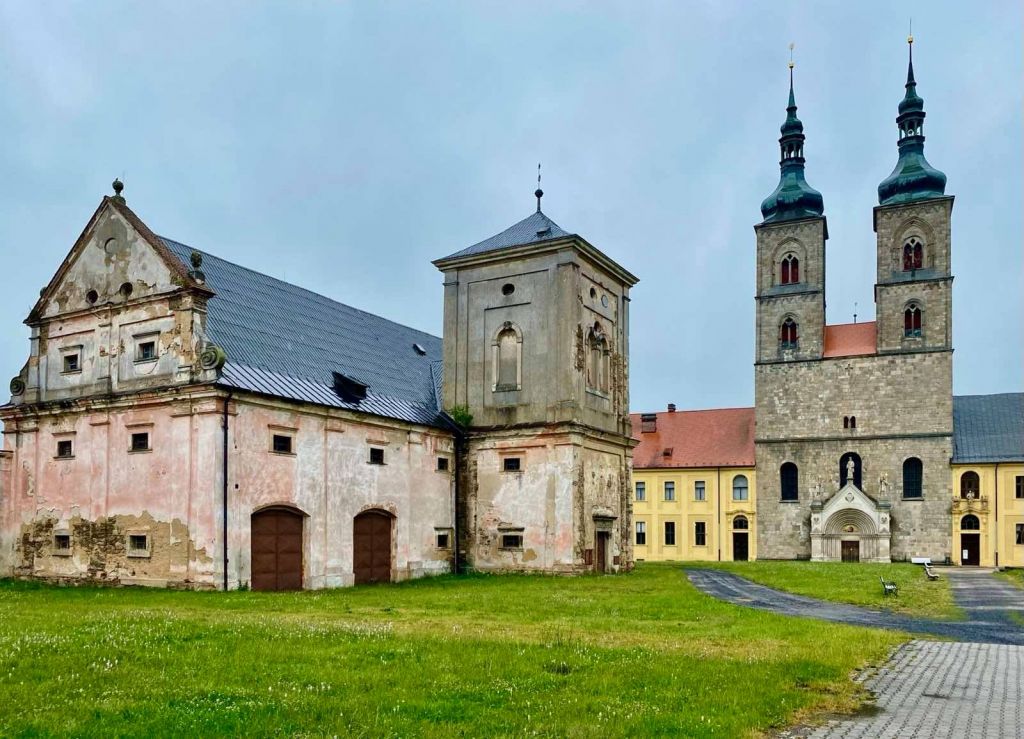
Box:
(780, 640), (1024, 738)
(685, 568), (1024, 645)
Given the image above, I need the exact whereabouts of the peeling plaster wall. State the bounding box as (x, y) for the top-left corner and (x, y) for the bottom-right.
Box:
(227, 397), (455, 589)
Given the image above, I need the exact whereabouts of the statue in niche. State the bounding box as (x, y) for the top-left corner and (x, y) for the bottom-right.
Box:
(846, 457), (855, 485)
(878, 472), (890, 498)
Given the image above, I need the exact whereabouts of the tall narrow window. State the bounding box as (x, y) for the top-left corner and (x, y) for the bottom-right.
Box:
(902, 457), (923, 499)
(1017, 524), (1024, 545)
(960, 471), (980, 499)
(903, 239), (923, 271)
(635, 481), (646, 502)
(904, 303), (922, 337)
(694, 522), (707, 546)
(780, 462), (798, 501)
(732, 475), (749, 501)
(1016, 476), (1024, 500)
(839, 452), (862, 489)
(664, 521), (676, 546)
(694, 481), (705, 502)
(496, 326), (519, 390)
(635, 521), (646, 546)
(780, 254), (800, 285)
(664, 481), (675, 502)
(780, 318), (798, 349)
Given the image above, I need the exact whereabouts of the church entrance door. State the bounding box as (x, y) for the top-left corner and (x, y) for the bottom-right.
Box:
(961, 534), (980, 566)
(354, 510), (393, 584)
(841, 540), (860, 563)
(732, 532), (749, 561)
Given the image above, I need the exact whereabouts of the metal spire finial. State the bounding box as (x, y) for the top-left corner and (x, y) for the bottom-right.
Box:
(534, 162), (543, 212)
(908, 18), (913, 45)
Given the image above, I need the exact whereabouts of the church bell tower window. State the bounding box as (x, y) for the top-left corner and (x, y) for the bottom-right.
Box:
(903, 303), (922, 337)
(779, 318), (799, 349)
(780, 254), (800, 285)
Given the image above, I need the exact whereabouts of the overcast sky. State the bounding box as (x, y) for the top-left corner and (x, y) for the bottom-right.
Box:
(0, 1), (1020, 413)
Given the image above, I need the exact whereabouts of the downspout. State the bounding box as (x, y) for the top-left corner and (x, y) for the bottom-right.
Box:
(453, 428), (464, 575)
(716, 467), (722, 561)
(994, 463), (999, 568)
(222, 391), (231, 591)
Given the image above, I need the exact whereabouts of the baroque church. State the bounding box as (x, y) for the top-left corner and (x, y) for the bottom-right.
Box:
(632, 40), (1023, 568)
(0, 181), (636, 590)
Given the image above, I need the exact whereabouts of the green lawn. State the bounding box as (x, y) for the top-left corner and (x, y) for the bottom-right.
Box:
(998, 568), (1024, 589)
(700, 561), (962, 620)
(0, 564), (906, 737)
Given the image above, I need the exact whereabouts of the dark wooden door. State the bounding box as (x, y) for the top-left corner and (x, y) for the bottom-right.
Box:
(961, 534), (980, 566)
(354, 511), (392, 584)
(732, 532), (749, 561)
(595, 532), (608, 573)
(251, 508), (303, 591)
(841, 540), (860, 563)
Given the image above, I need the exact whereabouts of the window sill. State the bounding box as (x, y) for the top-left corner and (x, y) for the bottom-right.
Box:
(60, 370), (82, 376)
(51, 550), (73, 557)
(133, 358), (158, 365)
(269, 450), (296, 457)
(779, 499), (800, 503)
(128, 448), (152, 454)
(54, 455), (75, 461)
(901, 496), (924, 501)
(127, 551), (151, 559)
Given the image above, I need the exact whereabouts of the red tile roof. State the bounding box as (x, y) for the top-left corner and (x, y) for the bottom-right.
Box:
(823, 322), (877, 358)
(631, 407), (755, 469)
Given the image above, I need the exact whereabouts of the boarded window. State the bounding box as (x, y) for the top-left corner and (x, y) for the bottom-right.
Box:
(635, 521), (646, 546)
(960, 471), (980, 499)
(369, 447), (385, 465)
(780, 462), (799, 501)
(694, 522), (707, 546)
(664, 521), (676, 546)
(902, 457), (923, 499)
(130, 432), (150, 452)
(56, 440), (73, 458)
(496, 327), (519, 390)
(732, 475), (749, 501)
(272, 435), (293, 454)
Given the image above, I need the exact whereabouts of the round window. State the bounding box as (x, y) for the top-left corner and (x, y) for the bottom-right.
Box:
(119, 282), (133, 298)
(501, 283), (515, 296)
(86, 289), (98, 305)
(601, 294), (609, 307)
(589, 287), (597, 298)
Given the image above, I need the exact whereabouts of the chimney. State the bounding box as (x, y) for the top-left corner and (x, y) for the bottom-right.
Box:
(667, 403), (676, 413)
(640, 413), (657, 433)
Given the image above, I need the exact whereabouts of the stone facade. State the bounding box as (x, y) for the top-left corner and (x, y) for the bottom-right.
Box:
(755, 195), (955, 562)
(435, 228), (638, 573)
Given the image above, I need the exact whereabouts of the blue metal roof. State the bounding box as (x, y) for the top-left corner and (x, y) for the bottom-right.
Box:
(953, 393), (1024, 463)
(439, 210), (571, 261)
(161, 238), (446, 427)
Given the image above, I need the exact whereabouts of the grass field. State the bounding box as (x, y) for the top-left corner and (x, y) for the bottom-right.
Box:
(701, 561), (962, 620)
(0, 563), (906, 737)
(998, 568), (1024, 588)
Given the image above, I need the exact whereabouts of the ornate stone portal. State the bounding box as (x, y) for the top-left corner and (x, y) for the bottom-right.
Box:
(810, 463), (892, 563)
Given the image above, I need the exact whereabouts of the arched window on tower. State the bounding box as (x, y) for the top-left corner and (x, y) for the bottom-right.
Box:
(903, 457), (923, 499)
(839, 452), (862, 489)
(780, 318), (799, 350)
(493, 323), (522, 392)
(904, 303), (922, 338)
(780, 254), (800, 285)
(960, 471), (980, 500)
(780, 462), (799, 501)
(902, 239), (924, 271)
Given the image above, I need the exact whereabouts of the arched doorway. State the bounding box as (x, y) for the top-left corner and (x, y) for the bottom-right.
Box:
(732, 515), (749, 561)
(960, 514), (981, 566)
(251, 506), (304, 591)
(354, 510), (394, 584)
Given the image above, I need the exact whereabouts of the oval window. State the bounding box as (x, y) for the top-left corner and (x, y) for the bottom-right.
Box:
(501, 283), (514, 296)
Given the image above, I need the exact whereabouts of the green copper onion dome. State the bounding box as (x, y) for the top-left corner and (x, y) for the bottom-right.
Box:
(878, 38), (947, 205)
(761, 66), (824, 223)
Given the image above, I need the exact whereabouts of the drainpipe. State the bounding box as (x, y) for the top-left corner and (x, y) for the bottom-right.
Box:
(716, 467), (722, 561)
(994, 463), (999, 568)
(453, 430), (463, 575)
(222, 391), (231, 591)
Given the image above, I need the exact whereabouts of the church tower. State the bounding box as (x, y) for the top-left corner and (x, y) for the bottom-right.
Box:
(434, 185), (638, 574)
(754, 65), (827, 365)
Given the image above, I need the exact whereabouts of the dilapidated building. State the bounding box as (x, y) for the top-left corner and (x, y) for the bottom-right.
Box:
(0, 183), (637, 589)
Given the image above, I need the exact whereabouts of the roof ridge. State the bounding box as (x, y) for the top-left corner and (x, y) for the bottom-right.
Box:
(160, 236), (441, 344)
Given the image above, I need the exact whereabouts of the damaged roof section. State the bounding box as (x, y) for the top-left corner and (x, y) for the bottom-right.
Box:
(160, 238), (445, 427)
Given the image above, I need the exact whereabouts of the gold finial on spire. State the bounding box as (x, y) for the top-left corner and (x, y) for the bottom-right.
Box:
(788, 42), (795, 70)
(908, 18), (913, 45)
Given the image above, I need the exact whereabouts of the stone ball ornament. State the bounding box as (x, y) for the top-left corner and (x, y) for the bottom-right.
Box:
(199, 344), (227, 371)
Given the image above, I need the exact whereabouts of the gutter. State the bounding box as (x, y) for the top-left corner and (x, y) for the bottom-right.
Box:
(994, 463), (999, 568)
(222, 391), (232, 591)
(438, 411), (465, 575)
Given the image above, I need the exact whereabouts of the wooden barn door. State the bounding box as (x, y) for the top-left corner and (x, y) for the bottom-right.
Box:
(354, 511), (393, 584)
(251, 508), (304, 591)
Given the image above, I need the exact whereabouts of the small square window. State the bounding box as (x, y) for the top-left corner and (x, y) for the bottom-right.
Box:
(272, 434), (293, 454)
(436, 532), (450, 549)
(137, 340), (157, 362)
(53, 534), (71, 551)
(501, 533), (523, 550)
(127, 534), (150, 557)
(503, 457), (521, 472)
(63, 353), (80, 373)
(130, 432), (150, 452)
(369, 447), (385, 465)
(437, 457), (450, 472)
(56, 440), (74, 459)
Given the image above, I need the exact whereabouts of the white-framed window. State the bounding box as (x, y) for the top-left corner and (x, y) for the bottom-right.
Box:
(134, 334), (159, 362)
(664, 521), (676, 546)
(664, 481), (675, 502)
(635, 481), (646, 501)
(732, 475), (749, 501)
(695, 521), (707, 546)
(635, 521), (646, 546)
(694, 481), (706, 501)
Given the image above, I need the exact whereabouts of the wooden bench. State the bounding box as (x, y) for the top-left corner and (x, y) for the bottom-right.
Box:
(880, 576), (899, 597)
(924, 563), (941, 581)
